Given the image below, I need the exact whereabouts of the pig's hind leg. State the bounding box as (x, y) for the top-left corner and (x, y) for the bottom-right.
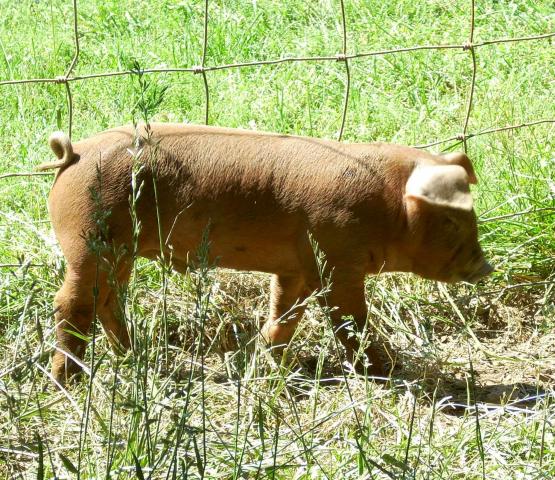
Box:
(51, 252), (132, 386)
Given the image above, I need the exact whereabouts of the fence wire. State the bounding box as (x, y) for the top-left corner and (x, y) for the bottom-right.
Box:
(1, 0), (554, 175)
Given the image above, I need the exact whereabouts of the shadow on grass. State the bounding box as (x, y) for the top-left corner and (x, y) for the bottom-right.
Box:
(293, 352), (548, 416)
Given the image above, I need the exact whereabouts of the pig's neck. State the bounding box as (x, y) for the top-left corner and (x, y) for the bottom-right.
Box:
(382, 245), (414, 274)
(370, 159), (415, 275)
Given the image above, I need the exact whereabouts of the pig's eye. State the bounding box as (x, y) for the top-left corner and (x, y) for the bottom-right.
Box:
(443, 215), (460, 233)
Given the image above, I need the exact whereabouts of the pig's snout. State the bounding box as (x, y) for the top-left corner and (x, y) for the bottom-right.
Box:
(464, 260), (494, 284)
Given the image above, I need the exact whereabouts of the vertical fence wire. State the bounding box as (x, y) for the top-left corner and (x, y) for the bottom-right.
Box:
(462, 0), (477, 153)
(200, 0), (210, 125)
(337, 0), (350, 141)
(60, 0), (80, 139)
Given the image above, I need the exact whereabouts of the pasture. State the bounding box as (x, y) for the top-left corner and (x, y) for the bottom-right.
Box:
(1, 0), (554, 478)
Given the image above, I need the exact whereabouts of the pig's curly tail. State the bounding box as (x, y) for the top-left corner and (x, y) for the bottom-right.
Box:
(37, 132), (76, 171)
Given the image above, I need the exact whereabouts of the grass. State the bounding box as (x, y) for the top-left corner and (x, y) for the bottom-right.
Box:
(1, 0), (554, 478)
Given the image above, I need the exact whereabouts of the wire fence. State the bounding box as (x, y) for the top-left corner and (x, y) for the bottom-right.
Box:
(1, 0), (554, 181)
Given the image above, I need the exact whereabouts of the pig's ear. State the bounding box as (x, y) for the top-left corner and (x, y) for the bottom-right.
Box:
(405, 165), (473, 211)
(439, 152), (477, 184)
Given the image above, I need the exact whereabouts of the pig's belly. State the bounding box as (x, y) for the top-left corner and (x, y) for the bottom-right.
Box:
(140, 211), (311, 275)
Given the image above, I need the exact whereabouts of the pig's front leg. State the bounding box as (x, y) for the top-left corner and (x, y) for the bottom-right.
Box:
(322, 272), (385, 376)
(261, 274), (308, 351)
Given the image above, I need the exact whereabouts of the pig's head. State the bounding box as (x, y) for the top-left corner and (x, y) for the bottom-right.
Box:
(401, 153), (493, 284)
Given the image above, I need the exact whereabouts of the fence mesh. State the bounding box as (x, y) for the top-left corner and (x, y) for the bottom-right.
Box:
(0, 0), (554, 178)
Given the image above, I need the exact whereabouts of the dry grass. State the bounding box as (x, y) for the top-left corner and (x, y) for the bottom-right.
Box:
(1, 262), (553, 478)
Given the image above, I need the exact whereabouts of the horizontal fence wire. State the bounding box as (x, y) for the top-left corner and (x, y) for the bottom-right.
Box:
(0, 0), (554, 175)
